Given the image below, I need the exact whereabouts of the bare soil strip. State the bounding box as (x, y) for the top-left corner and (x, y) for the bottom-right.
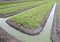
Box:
(0, 27), (21, 42)
(51, 4), (60, 42)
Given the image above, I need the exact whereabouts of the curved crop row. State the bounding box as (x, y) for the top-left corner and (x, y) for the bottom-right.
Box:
(10, 0), (55, 29)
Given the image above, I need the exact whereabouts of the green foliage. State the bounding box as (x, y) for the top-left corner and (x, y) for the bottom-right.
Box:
(0, 1), (47, 14)
(10, 0), (55, 29)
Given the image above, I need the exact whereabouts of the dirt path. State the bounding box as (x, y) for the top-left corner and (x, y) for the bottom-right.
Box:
(0, 27), (21, 42)
(51, 2), (60, 42)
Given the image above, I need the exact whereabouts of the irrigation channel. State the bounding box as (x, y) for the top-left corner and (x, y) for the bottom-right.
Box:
(0, 3), (56, 42)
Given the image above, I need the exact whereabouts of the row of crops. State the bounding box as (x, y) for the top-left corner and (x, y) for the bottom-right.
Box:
(0, 1), (49, 14)
(9, 0), (55, 29)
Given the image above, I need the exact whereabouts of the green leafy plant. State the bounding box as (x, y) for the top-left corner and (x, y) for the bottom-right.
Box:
(10, 0), (55, 29)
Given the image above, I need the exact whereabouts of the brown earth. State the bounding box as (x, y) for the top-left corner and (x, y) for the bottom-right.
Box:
(51, 4), (60, 42)
(0, 27), (22, 42)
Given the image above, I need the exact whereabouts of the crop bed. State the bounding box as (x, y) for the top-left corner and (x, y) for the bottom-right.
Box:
(0, 1), (48, 15)
(6, 0), (55, 35)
